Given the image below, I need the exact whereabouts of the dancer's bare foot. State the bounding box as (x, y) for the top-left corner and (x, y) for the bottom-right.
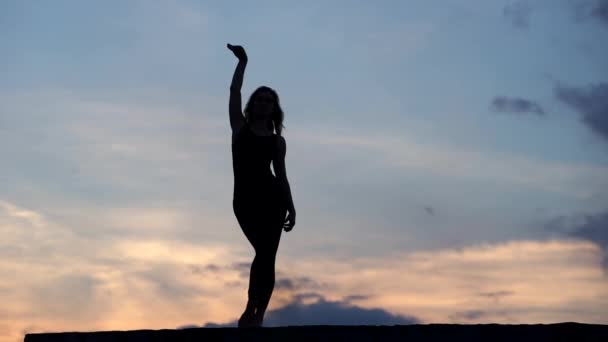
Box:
(250, 311), (263, 327)
(238, 309), (256, 328)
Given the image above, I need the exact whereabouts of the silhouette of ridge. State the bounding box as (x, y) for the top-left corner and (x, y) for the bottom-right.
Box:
(24, 323), (608, 342)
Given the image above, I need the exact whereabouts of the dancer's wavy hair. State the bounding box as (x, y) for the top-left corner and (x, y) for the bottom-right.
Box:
(243, 85), (285, 136)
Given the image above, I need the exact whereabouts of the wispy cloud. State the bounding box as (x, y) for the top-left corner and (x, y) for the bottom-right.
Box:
(292, 125), (608, 199)
(571, 0), (608, 27)
(503, 1), (533, 29)
(503, 0), (608, 29)
(2, 198), (606, 340)
(6, 88), (607, 258)
(591, 0), (608, 26)
(477, 290), (514, 302)
(555, 82), (608, 143)
(491, 96), (545, 116)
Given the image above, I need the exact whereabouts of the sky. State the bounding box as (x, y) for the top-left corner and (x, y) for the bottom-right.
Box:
(1, 0), (608, 340)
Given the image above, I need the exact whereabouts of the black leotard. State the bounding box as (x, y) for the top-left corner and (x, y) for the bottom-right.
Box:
(232, 120), (286, 232)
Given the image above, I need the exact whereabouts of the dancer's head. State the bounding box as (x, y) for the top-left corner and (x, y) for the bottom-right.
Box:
(244, 86), (285, 135)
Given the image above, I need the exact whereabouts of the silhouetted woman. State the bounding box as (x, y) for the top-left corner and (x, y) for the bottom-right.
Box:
(227, 43), (296, 328)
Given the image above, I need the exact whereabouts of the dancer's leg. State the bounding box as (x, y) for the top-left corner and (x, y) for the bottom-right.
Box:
(253, 253), (276, 320)
(236, 209), (263, 327)
(252, 218), (283, 324)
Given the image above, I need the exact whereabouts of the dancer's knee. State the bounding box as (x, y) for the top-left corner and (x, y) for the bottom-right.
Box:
(255, 250), (277, 265)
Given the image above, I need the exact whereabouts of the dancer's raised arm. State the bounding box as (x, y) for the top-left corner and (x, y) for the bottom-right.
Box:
(227, 43), (248, 132)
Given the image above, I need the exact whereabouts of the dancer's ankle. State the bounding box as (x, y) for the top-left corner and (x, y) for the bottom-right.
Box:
(251, 311), (264, 326)
(246, 298), (258, 312)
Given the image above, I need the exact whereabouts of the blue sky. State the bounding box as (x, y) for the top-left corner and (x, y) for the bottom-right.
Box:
(1, 0), (608, 339)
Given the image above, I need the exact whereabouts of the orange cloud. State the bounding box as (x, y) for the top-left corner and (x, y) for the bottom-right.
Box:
(1, 200), (606, 342)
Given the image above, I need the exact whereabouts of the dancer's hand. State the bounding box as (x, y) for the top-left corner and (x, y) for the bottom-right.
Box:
(227, 43), (248, 62)
(283, 210), (296, 232)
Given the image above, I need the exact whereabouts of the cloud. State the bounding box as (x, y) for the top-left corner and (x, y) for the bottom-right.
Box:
(501, 1), (607, 31)
(491, 96), (545, 116)
(273, 276), (324, 292)
(200, 292), (420, 327)
(555, 82), (608, 143)
(424, 206), (436, 216)
(449, 309), (485, 320)
(294, 124), (608, 200)
(449, 309), (512, 321)
(208, 263), (326, 292)
(591, 1), (608, 26)
(229, 261), (254, 278)
(477, 290), (514, 302)
(569, 210), (608, 270)
(27, 273), (106, 319)
(342, 294), (372, 302)
(572, 0), (608, 27)
(3, 200), (608, 338)
(0, 199), (248, 339)
(3, 87), (608, 264)
(543, 209), (608, 271)
(196, 237), (608, 327)
(516, 0), (608, 28)
(503, 1), (533, 29)
(188, 263), (221, 275)
(176, 324), (199, 329)
(132, 263), (202, 300)
(260, 294), (421, 326)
